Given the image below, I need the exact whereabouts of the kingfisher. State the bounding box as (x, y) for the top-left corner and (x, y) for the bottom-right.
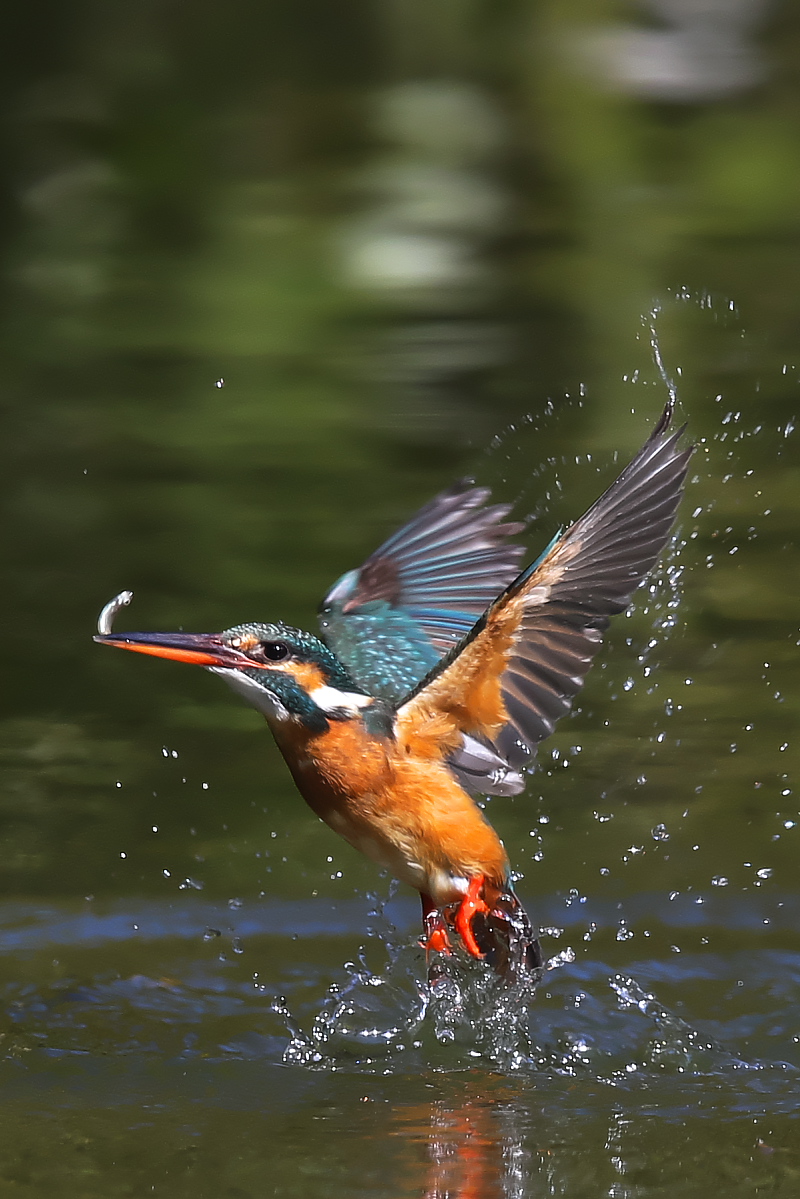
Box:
(95, 402), (690, 981)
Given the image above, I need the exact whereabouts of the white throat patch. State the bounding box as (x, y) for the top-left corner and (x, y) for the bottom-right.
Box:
(206, 668), (372, 724)
(308, 685), (372, 717)
(207, 666), (292, 722)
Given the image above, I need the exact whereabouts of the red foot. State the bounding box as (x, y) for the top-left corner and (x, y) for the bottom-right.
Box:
(422, 917), (453, 955)
(420, 895), (453, 956)
(454, 875), (490, 959)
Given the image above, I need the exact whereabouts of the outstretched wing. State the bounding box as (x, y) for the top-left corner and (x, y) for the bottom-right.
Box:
(396, 403), (692, 774)
(318, 482), (526, 703)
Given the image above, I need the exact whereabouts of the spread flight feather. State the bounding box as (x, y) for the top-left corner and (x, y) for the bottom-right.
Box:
(397, 402), (692, 769)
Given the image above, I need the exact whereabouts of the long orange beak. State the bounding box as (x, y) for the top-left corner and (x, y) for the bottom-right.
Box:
(93, 631), (260, 669)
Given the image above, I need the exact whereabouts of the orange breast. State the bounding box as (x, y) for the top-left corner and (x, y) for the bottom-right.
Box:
(270, 715), (508, 904)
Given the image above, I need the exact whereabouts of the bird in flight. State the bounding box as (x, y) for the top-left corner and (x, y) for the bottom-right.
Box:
(96, 403), (691, 982)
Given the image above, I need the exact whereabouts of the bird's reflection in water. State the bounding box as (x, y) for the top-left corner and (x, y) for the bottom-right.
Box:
(391, 1081), (531, 1199)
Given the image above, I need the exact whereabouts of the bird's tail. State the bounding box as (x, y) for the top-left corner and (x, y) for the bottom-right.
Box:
(472, 885), (543, 985)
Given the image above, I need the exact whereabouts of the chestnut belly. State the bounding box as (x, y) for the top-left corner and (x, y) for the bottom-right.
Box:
(320, 803), (474, 905)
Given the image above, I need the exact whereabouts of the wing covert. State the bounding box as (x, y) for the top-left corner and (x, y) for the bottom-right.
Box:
(397, 402), (692, 772)
(319, 481), (526, 701)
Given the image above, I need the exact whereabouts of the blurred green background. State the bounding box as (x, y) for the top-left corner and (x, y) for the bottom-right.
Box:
(1, 1), (800, 1196)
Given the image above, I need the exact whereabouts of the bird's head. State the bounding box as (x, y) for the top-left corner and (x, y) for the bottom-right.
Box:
(94, 621), (371, 731)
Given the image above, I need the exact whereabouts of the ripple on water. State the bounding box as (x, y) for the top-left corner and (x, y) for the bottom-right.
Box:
(3, 892), (800, 1101)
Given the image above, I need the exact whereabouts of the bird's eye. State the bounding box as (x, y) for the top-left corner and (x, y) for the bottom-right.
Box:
(260, 641), (290, 661)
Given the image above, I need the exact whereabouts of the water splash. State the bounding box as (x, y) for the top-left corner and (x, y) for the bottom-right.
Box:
(646, 304), (679, 407)
(278, 888), (541, 1072)
(609, 974), (756, 1077)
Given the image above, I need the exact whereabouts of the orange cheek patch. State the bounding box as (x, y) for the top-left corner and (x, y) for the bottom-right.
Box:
(285, 661), (328, 691)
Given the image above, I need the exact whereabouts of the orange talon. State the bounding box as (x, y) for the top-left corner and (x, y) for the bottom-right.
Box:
(422, 922), (453, 955)
(454, 875), (490, 959)
(420, 895), (453, 956)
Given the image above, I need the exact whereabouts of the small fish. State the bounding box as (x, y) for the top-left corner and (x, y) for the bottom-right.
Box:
(97, 590), (134, 636)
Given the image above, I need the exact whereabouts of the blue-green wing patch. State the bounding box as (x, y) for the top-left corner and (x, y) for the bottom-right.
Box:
(319, 482), (526, 702)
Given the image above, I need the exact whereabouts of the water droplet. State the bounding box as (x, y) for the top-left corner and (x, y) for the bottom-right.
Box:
(179, 877), (204, 890)
(651, 824), (669, 842)
(546, 946), (576, 970)
(711, 875), (729, 886)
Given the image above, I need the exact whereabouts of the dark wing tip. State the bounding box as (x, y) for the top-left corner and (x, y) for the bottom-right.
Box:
(653, 396), (674, 438)
(651, 396), (691, 443)
(491, 405), (692, 766)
